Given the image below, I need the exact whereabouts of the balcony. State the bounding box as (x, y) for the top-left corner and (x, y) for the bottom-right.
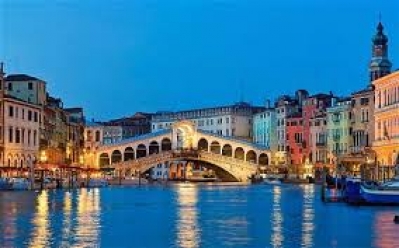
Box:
(316, 141), (326, 147)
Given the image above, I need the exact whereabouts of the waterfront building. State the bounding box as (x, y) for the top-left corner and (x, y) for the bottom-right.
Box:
(105, 112), (153, 139)
(252, 105), (277, 152)
(309, 113), (328, 167)
(326, 98), (353, 167)
(150, 162), (169, 180)
(64, 108), (85, 166)
(40, 95), (68, 166)
(275, 90), (307, 165)
(372, 70), (399, 168)
(4, 74), (46, 106)
(151, 102), (265, 140)
(0, 66), (43, 176)
(2, 95), (42, 174)
(286, 113), (304, 171)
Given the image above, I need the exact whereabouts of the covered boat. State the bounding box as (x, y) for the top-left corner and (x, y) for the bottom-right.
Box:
(360, 177), (399, 204)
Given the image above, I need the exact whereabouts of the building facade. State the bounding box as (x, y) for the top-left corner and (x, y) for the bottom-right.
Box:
(151, 102), (265, 140)
(373, 71), (399, 167)
(252, 107), (277, 151)
(2, 96), (41, 172)
(327, 98), (353, 166)
(64, 108), (85, 166)
(105, 112), (152, 139)
(309, 113), (329, 166)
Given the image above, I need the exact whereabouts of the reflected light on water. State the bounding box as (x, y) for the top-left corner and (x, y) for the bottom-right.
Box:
(176, 184), (200, 248)
(28, 190), (51, 248)
(301, 184), (315, 248)
(271, 186), (283, 247)
(374, 211), (399, 248)
(75, 188), (101, 246)
(61, 191), (72, 247)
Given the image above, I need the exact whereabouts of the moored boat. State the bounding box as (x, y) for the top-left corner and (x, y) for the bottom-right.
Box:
(359, 177), (399, 205)
(8, 178), (30, 190)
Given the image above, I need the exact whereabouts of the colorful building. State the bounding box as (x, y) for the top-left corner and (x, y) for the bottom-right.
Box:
(252, 106), (277, 152)
(327, 98), (353, 168)
(373, 70), (399, 169)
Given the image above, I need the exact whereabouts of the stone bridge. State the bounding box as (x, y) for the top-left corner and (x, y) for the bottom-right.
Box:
(94, 120), (271, 181)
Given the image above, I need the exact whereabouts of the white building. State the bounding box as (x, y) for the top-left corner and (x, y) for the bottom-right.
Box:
(2, 96), (42, 169)
(150, 162), (169, 180)
(151, 102), (265, 140)
(4, 74), (46, 106)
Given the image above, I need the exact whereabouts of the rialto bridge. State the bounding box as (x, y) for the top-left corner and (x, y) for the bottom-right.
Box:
(94, 121), (271, 182)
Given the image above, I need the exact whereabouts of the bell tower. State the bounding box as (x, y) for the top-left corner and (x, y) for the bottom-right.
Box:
(369, 20), (392, 82)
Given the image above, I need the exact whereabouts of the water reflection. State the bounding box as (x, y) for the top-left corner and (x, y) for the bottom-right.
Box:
(28, 190), (52, 247)
(176, 184), (200, 248)
(301, 184), (315, 248)
(374, 211), (399, 248)
(271, 186), (283, 247)
(74, 188), (101, 246)
(61, 191), (72, 247)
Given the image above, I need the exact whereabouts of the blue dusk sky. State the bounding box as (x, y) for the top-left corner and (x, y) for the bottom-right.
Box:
(1, 0), (398, 120)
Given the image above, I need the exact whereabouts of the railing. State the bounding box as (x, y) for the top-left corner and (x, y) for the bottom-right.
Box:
(112, 150), (258, 176)
(316, 141), (326, 147)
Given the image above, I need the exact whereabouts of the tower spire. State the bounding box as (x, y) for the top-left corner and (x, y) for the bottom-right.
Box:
(369, 17), (391, 83)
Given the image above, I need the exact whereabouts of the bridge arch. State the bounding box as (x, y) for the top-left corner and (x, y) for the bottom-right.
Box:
(149, 141), (160, 155)
(222, 144), (233, 157)
(99, 153), (110, 167)
(210, 141), (221, 154)
(111, 150), (122, 163)
(161, 138), (172, 151)
(246, 150), (257, 163)
(235, 147), (244, 160)
(136, 144), (147, 158)
(198, 138), (208, 151)
(124, 147), (135, 161)
(259, 153), (269, 165)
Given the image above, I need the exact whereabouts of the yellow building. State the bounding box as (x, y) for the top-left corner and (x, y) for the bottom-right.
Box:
(373, 71), (399, 169)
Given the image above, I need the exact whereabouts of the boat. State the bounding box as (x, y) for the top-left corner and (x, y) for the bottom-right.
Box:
(8, 178), (30, 190)
(360, 177), (399, 204)
(263, 176), (282, 185)
(88, 178), (109, 188)
(0, 178), (10, 190)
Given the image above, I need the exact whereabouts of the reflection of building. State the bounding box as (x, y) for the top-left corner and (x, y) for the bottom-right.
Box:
(373, 70), (399, 167)
(151, 102), (265, 140)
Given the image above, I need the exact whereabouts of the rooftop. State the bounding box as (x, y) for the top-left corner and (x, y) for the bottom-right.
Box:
(5, 74), (43, 82)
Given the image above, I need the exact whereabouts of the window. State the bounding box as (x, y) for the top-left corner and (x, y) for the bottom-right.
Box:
(9, 106), (13, 117)
(15, 129), (20, 143)
(8, 83), (12, 91)
(28, 110), (32, 121)
(28, 82), (33, 90)
(33, 130), (37, 146)
(22, 109), (25, 119)
(226, 129), (229, 136)
(21, 129), (25, 144)
(34, 112), (38, 122)
(9, 127), (13, 143)
(28, 130), (31, 145)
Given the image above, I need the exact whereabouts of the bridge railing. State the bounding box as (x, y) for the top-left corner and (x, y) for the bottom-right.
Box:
(111, 149), (259, 172)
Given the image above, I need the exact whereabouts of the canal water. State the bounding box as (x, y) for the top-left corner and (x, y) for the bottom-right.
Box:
(0, 183), (398, 248)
